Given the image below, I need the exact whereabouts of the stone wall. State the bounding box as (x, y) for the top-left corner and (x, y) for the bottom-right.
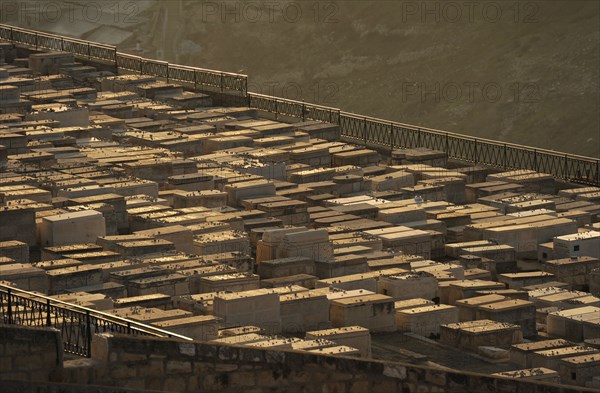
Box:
(0, 324), (63, 382)
(0, 324), (594, 392)
(89, 333), (593, 393)
(3, 380), (161, 393)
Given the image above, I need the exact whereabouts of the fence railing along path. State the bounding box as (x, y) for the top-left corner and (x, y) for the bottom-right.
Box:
(247, 93), (599, 186)
(0, 24), (247, 95)
(0, 284), (192, 357)
(1, 23), (598, 186)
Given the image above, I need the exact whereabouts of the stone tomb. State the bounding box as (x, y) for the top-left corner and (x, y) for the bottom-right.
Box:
(378, 271), (438, 301)
(134, 225), (194, 254)
(441, 280), (506, 305)
(440, 319), (523, 351)
(113, 294), (173, 310)
(547, 306), (600, 342)
(193, 231), (250, 256)
(212, 289), (281, 334)
(396, 304), (458, 337)
(498, 272), (556, 290)
(225, 180), (276, 207)
(491, 368), (560, 384)
(529, 345), (599, 371)
(277, 229), (334, 263)
(329, 293), (396, 332)
(260, 274), (317, 289)
(46, 265), (103, 295)
(198, 273), (260, 293)
(0, 263), (47, 292)
(509, 339), (572, 368)
(153, 315), (220, 341)
(257, 256), (315, 279)
(127, 273), (189, 297)
(456, 294), (508, 322)
(0, 206), (36, 245)
(557, 353), (600, 387)
(474, 298), (537, 337)
(305, 326), (371, 358)
(314, 254), (369, 279)
(279, 290), (331, 333)
(553, 230), (600, 259)
(543, 256), (600, 291)
(0, 240), (29, 262)
(363, 226), (433, 259)
(40, 210), (106, 247)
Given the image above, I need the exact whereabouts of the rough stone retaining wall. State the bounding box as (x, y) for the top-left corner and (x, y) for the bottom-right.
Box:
(0, 324), (595, 393)
(89, 333), (592, 393)
(0, 324), (63, 382)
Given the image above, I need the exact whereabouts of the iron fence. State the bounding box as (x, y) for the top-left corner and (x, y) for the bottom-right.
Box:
(0, 285), (191, 357)
(248, 93), (341, 124)
(0, 23), (247, 95)
(0, 23), (598, 185)
(249, 97), (599, 186)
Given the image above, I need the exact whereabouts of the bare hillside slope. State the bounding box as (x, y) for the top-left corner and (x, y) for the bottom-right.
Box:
(8, 0), (597, 157)
(143, 0), (599, 157)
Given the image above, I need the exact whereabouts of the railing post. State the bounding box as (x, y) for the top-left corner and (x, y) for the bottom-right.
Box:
(390, 122), (394, 151)
(534, 149), (538, 171)
(61, 38), (64, 51)
(564, 154), (569, 180)
(86, 310), (92, 357)
(127, 321), (132, 335)
(445, 133), (449, 154)
(87, 43), (91, 58)
(363, 117), (367, 144)
(474, 139), (478, 164)
(194, 71), (198, 90)
(275, 100), (279, 121)
(166, 64), (169, 83)
(220, 73), (224, 93)
(302, 101), (306, 121)
(417, 128), (421, 148)
(35, 32), (38, 50)
(596, 160), (600, 187)
(7, 288), (13, 324)
(46, 299), (51, 326)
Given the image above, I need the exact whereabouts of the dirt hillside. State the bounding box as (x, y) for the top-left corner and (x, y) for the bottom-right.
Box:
(142, 0), (599, 157)
(7, 1), (597, 157)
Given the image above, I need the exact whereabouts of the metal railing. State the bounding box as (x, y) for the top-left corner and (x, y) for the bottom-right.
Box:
(1, 23), (598, 185)
(0, 284), (192, 357)
(248, 92), (341, 124)
(0, 23), (247, 95)
(247, 94), (600, 186)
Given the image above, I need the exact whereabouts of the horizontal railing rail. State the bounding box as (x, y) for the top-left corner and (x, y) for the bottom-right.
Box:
(248, 92), (342, 124)
(247, 94), (599, 186)
(0, 284), (191, 357)
(0, 23), (247, 95)
(0, 23), (598, 185)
